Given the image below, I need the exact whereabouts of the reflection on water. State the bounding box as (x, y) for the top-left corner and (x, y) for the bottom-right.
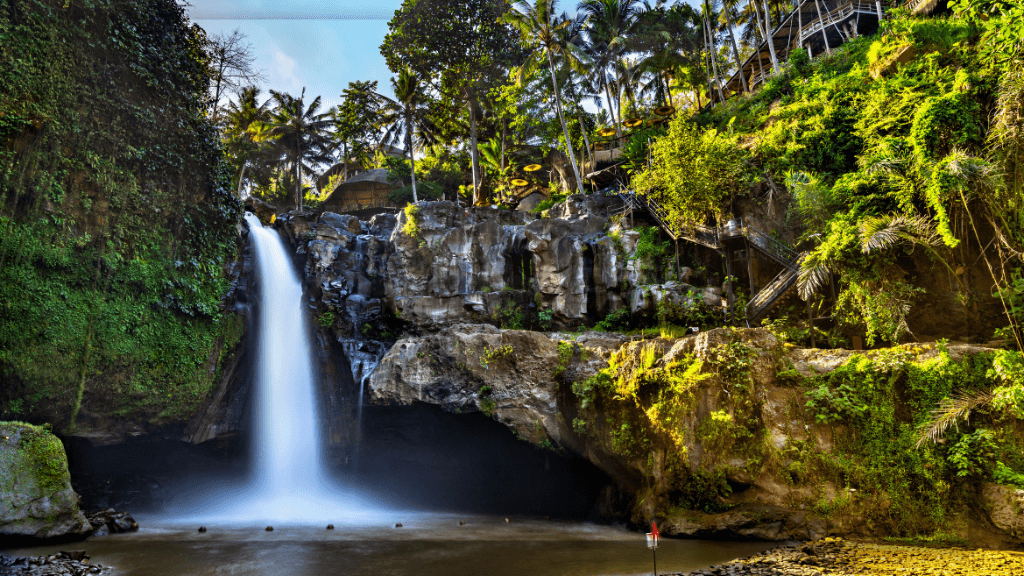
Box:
(3, 515), (775, 576)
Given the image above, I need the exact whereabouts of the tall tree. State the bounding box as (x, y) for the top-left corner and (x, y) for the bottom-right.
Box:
(718, 0), (749, 93)
(222, 86), (271, 197)
(376, 67), (440, 204)
(381, 0), (524, 206)
(333, 80), (381, 183)
(581, 0), (640, 137)
(205, 29), (263, 122)
(253, 89), (334, 211)
(504, 0), (586, 195)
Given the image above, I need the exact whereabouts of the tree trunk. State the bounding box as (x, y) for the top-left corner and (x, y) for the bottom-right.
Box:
(547, 49), (584, 196)
(468, 95), (482, 205)
(296, 144), (302, 211)
(406, 110), (418, 204)
(603, 77), (621, 137)
(343, 141), (349, 181)
(813, 0), (833, 55)
(236, 161), (248, 198)
(703, 12), (726, 103)
(724, 5), (749, 93)
(567, 76), (594, 169)
(764, 0), (782, 71)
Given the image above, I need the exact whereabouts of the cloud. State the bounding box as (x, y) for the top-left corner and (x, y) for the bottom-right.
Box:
(274, 49), (297, 80)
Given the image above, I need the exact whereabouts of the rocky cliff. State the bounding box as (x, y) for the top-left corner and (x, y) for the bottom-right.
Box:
(180, 198), (1023, 543)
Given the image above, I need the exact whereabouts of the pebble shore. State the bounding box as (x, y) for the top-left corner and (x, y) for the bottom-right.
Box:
(0, 551), (110, 576)
(670, 538), (1024, 576)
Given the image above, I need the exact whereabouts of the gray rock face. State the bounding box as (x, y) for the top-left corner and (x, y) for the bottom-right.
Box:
(0, 422), (92, 540)
(515, 192), (545, 213)
(368, 324), (567, 444)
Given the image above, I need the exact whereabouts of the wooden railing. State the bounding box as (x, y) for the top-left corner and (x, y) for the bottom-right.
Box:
(799, 1), (879, 42)
(613, 190), (806, 320)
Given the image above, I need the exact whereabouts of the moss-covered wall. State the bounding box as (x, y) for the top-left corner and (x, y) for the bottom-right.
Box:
(0, 0), (243, 433)
(562, 328), (1024, 540)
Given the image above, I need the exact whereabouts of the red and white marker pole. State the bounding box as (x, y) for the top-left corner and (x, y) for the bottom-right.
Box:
(646, 521), (660, 576)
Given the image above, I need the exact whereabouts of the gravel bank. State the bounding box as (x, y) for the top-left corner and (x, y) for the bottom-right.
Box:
(670, 538), (1024, 576)
(0, 551), (111, 576)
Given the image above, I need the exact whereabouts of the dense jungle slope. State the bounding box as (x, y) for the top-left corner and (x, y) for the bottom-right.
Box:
(634, 5), (1023, 349)
(0, 0), (242, 436)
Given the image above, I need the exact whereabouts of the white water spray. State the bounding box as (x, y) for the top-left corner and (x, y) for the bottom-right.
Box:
(246, 212), (329, 516)
(171, 214), (387, 524)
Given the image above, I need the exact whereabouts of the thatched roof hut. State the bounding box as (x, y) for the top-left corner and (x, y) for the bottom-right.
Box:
(319, 169), (400, 214)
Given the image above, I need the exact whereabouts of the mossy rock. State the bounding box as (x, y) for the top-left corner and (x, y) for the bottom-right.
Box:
(0, 421), (92, 539)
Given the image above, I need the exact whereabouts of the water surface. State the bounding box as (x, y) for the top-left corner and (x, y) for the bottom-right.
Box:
(3, 514), (775, 576)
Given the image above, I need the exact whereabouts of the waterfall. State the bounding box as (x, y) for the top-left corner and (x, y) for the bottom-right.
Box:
(246, 212), (328, 515)
(176, 214), (384, 524)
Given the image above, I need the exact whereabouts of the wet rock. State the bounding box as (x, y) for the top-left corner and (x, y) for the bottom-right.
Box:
(0, 550), (111, 576)
(198, 526), (206, 533)
(265, 526), (273, 531)
(0, 422), (93, 540)
(394, 523), (402, 528)
(85, 508), (138, 535)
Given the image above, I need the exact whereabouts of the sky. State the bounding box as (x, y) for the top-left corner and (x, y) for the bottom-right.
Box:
(186, 0), (702, 114)
(187, 0), (406, 107)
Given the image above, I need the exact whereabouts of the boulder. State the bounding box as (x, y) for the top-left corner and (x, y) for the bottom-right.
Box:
(0, 422), (92, 540)
(244, 196), (276, 224)
(516, 192), (546, 213)
(981, 483), (1024, 539)
(320, 212), (363, 235)
(85, 508), (138, 536)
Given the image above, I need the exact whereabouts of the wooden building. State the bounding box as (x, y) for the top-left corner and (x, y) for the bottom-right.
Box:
(725, 0), (886, 95)
(318, 168), (399, 215)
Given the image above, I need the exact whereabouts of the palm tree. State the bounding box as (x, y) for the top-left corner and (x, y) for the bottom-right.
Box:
(555, 11), (597, 170)
(581, 0), (640, 137)
(375, 67), (439, 204)
(503, 0), (586, 195)
(222, 86), (271, 197)
(717, 0), (749, 93)
(253, 88), (334, 211)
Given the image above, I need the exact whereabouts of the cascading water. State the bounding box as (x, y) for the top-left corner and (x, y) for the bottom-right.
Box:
(246, 212), (329, 516)
(172, 214), (385, 524)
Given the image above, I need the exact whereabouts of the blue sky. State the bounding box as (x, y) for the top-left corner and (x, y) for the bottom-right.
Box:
(187, 0), (701, 112)
(187, 0), (406, 107)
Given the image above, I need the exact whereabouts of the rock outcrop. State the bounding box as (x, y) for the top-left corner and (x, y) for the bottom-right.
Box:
(1, 422), (92, 540)
(366, 325), (1018, 542)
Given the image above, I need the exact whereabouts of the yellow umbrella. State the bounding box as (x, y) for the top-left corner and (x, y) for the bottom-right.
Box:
(511, 179), (529, 187)
(654, 105), (676, 116)
(624, 119), (643, 129)
(524, 164), (542, 172)
(597, 127), (617, 137)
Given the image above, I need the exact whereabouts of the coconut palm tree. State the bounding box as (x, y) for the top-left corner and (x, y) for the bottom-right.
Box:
(375, 67), (440, 204)
(503, 0), (586, 195)
(222, 86), (271, 197)
(717, 0), (749, 93)
(252, 88), (335, 210)
(580, 0), (640, 136)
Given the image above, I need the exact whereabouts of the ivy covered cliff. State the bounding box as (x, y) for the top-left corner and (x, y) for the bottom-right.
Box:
(0, 0), (242, 437)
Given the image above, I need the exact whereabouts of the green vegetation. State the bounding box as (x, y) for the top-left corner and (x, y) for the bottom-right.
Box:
(1, 422), (69, 495)
(0, 0), (242, 431)
(649, 7), (1024, 350)
(795, 344), (1024, 533)
(478, 344), (514, 368)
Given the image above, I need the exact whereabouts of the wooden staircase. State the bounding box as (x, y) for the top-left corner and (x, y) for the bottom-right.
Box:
(614, 190), (804, 322)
